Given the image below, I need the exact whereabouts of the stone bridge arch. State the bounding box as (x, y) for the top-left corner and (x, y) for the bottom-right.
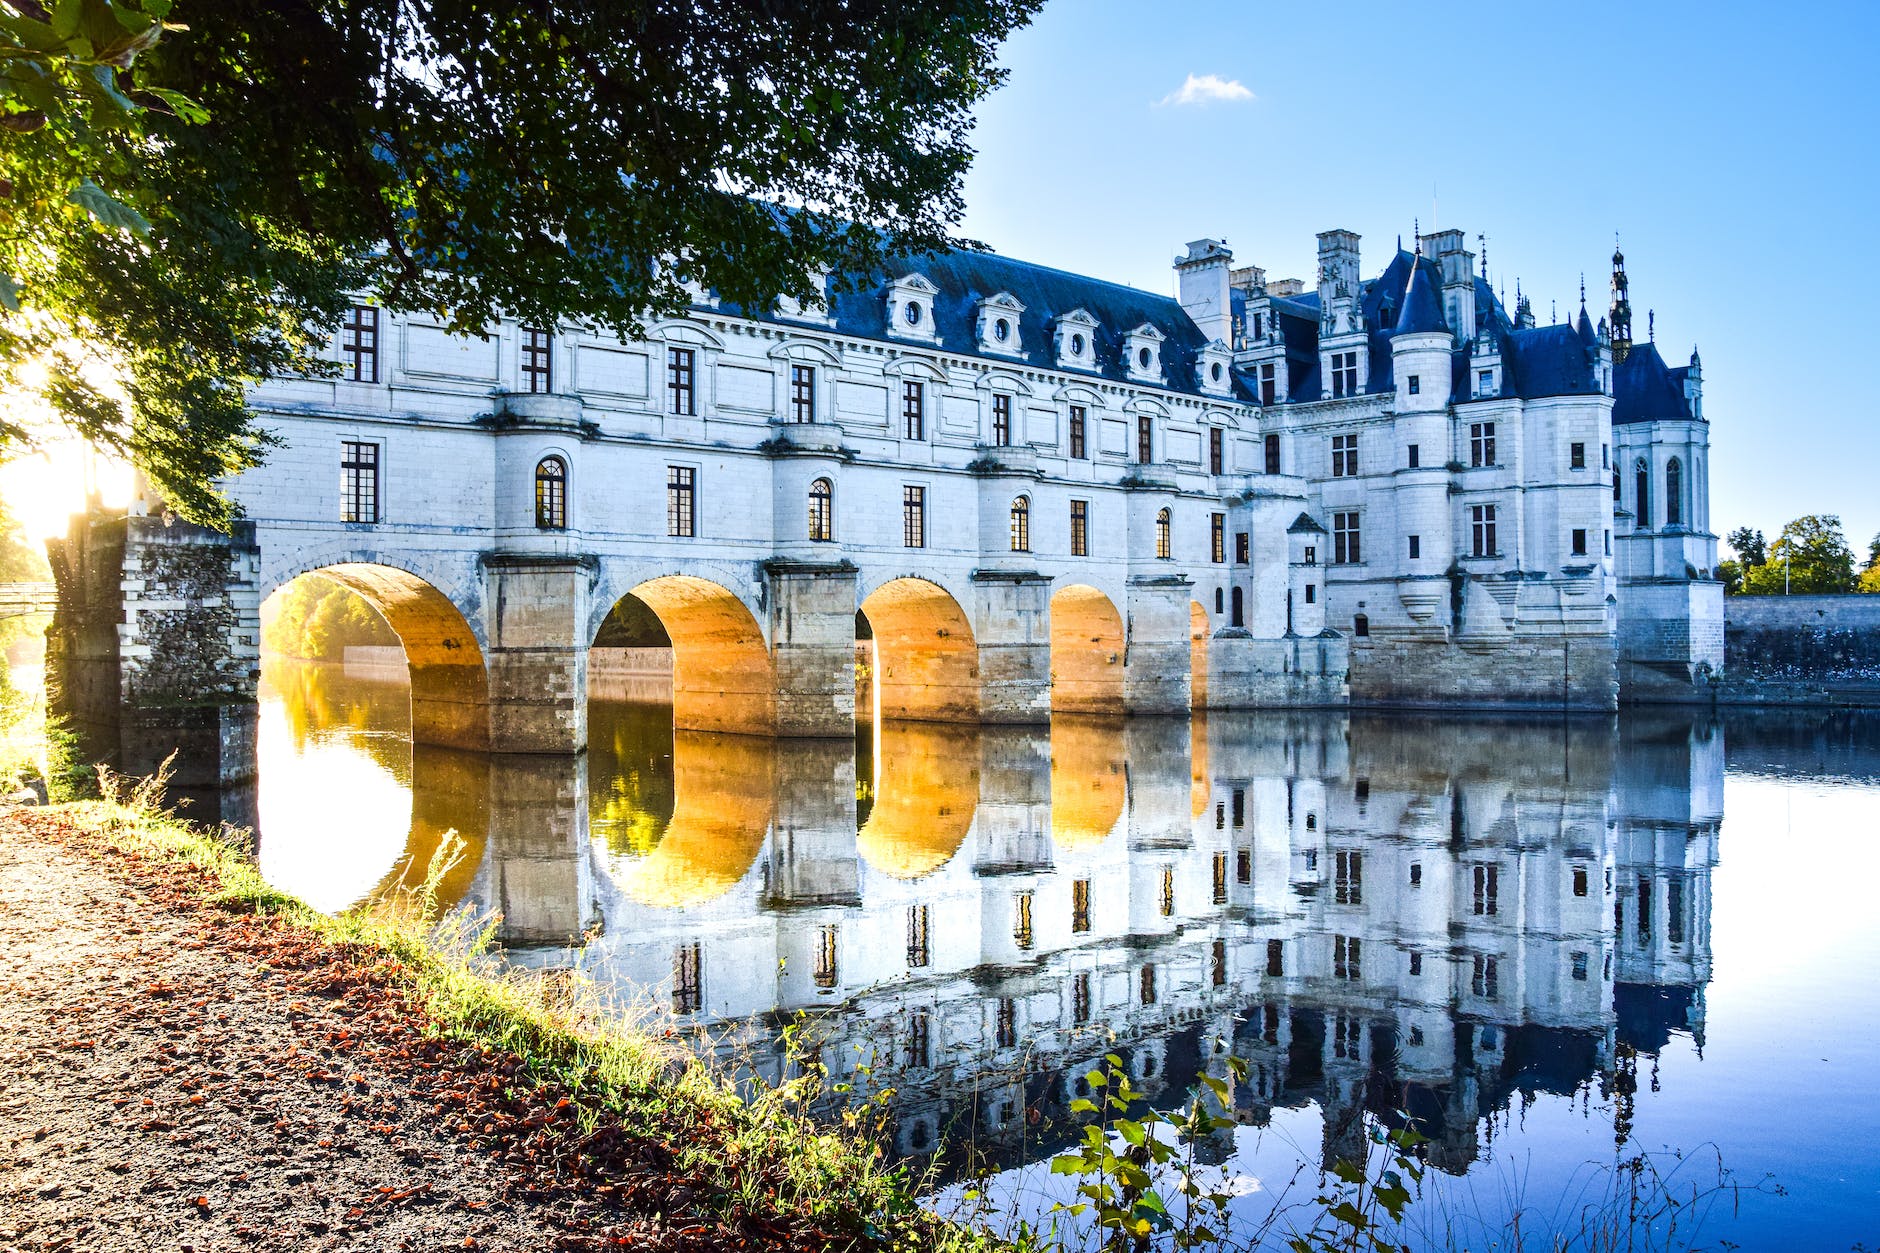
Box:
(859, 574), (980, 723)
(1050, 584), (1126, 716)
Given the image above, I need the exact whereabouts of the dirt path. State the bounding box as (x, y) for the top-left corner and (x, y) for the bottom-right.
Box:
(0, 809), (831, 1252)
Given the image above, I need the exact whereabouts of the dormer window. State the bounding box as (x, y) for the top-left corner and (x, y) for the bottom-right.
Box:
(1053, 308), (1099, 371)
(1196, 341), (1233, 396)
(887, 273), (940, 343)
(1123, 323), (1165, 383)
(976, 292), (1027, 356)
(1072, 333), (1086, 355)
(903, 301), (922, 326)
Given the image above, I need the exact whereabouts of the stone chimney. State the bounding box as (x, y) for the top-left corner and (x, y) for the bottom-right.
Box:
(1175, 238), (1234, 346)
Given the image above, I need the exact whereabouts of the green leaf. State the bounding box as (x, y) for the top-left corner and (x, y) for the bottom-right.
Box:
(1328, 1201), (1369, 1230)
(1331, 1159), (1366, 1186)
(1117, 1119), (1146, 1146)
(1068, 1098), (1097, 1115)
(143, 85), (207, 123)
(1049, 1154), (1086, 1176)
(52, 0), (83, 40)
(68, 179), (149, 233)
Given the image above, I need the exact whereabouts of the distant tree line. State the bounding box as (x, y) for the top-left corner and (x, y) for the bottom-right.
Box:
(261, 577), (397, 660)
(1719, 516), (1880, 595)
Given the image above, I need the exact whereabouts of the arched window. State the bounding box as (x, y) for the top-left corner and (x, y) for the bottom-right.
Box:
(807, 476), (834, 542)
(1009, 496), (1031, 552)
(1353, 613), (1370, 637)
(1230, 586), (1245, 628)
(1155, 507), (1172, 559)
(534, 456), (567, 529)
(1665, 458), (1682, 528)
(1635, 459), (1651, 528)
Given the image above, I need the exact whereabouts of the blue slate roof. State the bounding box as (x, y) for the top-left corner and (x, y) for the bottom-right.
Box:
(1612, 341), (1695, 424)
(718, 248), (1247, 401)
(1393, 257), (1448, 335)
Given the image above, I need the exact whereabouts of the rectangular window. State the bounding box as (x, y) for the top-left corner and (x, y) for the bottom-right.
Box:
(902, 380), (925, 440)
(1231, 787), (1245, 826)
(666, 465), (696, 538)
(1331, 433), (1359, 477)
(1478, 368), (1493, 395)
(1572, 527), (1588, 556)
(1472, 862), (1500, 917)
(995, 997), (1016, 1049)
(1470, 421), (1497, 467)
(1410, 862), (1423, 887)
(522, 326), (552, 393)
(1605, 529), (1612, 556)
(1570, 441), (1586, 469)
(1669, 877), (1685, 945)
(904, 1009), (930, 1069)
(1407, 442), (1420, 469)
(1139, 964), (1157, 1006)
(903, 486), (926, 549)
(1573, 866), (1589, 898)
(1263, 432), (1281, 474)
(339, 440), (380, 524)
(906, 904), (930, 968)
(1601, 442), (1611, 469)
(1211, 513), (1226, 563)
(814, 925), (838, 990)
(1330, 350), (1359, 398)
(1236, 848), (1251, 884)
(1209, 427), (1225, 474)
(1212, 851), (1228, 905)
(1259, 363), (1277, 406)
(1211, 938), (1228, 987)
(1069, 405), (1087, 458)
(1304, 583), (1316, 604)
(1334, 850), (1362, 905)
(667, 347), (696, 415)
(1265, 939), (1284, 977)
(1571, 951), (1589, 981)
(1409, 951), (1423, 976)
(1070, 500), (1089, 557)
(341, 305), (379, 382)
(1407, 534), (1421, 560)
(672, 942), (703, 1014)
(790, 364), (815, 423)
(1638, 876), (1652, 940)
(1235, 532), (1250, 564)
(1333, 512), (1361, 564)
(1334, 934), (1361, 981)
(992, 393), (1012, 445)
(1473, 954), (1499, 1000)
(1407, 374), (1421, 395)
(1013, 891), (1034, 951)
(1471, 504), (1497, 557)
(1072, 972), (1092, 1024)
(1071, 879), (1091, 934)
(1137, 415), (1154, 465)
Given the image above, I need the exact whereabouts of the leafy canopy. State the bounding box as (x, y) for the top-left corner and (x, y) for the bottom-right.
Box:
(2, 0), (1042, 525)
(1738, 514), (1857, 596)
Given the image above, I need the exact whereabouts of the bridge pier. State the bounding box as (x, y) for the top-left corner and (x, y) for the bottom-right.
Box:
(766, 561), (859, 738)
(484, 554), (590, 754)
(972, 571), (1052, 724)
(484, 753), (592, 947)
(1123, 576), (1196, 716)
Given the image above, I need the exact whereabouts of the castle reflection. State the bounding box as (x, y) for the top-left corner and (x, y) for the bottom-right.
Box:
(255, 660), (1727, 1180)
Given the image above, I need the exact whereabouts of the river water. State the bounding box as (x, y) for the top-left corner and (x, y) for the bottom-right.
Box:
(254, 656), (1880, 1250)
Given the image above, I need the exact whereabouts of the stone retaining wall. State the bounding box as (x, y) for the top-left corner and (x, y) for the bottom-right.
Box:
(1718, 594), (1880, 706)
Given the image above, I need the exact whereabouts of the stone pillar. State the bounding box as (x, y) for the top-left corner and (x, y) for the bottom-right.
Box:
(973, 726), (1051, 874)
(47, 509), (260, 826)
(1123, 575), (1193, 715)
(483, 553), (590, 754)
(485, 753), (590, 947)
(971, 571), (1051, 724)
(766, 560), (859, 737)
(764, 738), (859, 907)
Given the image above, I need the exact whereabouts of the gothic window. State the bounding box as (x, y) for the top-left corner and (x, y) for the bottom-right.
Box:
(1333, 512), (1361, 564)
(1264, 432), (1281, 474)
(1070, 499), (1089, 557)
(1137, 415), (1154, 465)
(1602, 443), (1610, 469)
(789, 364), (815, 423)
(1211, 513), (1225, 563)
(522, 327), (552, 393)
(992, 393), (1012, 445)
(340, 440), (380, 523)
(807, 476), (834, 542)
(1155, 507), (1172, 559)
(903, 485), (926, 548)
(1635, 459), (1651, 526)
(666, 465), (696, 537)
(534, 456), (567, 530)
(1331, 433), (1358, 477)
(1215, 588), (1224, 613)
(902, 381), (925, 440)
(341, 305), (379, 382)
(1209, 427), (1225, 474)
(1470, 421), (1496, 467)
(667, 347), (696, 415)
(1009, 495), (1031, 552)
(1069, 405), (1087, 458)
(1666, 458), (1683, 527)
(1471, 504), (1498, 557)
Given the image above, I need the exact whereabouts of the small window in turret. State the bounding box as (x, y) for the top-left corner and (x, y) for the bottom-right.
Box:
(1407, 375), (1420, 395)
(1571, 442), (1586, 469)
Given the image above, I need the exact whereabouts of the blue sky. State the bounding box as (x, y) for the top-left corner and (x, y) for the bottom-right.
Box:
(954, 0), (1879, 559)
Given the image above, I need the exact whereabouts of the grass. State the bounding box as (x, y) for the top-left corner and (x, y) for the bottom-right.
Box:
(53, 779), (1003, 1252)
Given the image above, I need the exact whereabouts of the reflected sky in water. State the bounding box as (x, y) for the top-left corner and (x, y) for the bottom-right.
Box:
(255, 658), (1880, 1250)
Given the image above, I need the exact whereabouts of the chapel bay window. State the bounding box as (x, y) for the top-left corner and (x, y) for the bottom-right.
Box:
(1155, 507), (1172, 560)
(1330, 350), (1358, 399)
(1069, 405), (1088, 459)
(1332, 512), (1361, 564)
(667, 347), (696, 415)
(1331, 433), (1358, 477)
(341, 305), (379, 382)
(522, 327), (552, 393)
(1470, 421), (1497, 467)
(1070, 499), (1089, 557)
(1009, 495), (1031, 552)
(534, 456), (567, 530)
(903, 486), (926, 548)
(340, 440), (380, 524)
(1137, 415), (1154, 465)
(807, 477), (834, 542)
(790, 364), (816, 423)
(1666, 458), (1683, 527)
(1211, 513), (1225, 563)
(992, 393), (1012, 446)
(902, 380), (925, 440)
(1471, 504), (1498, 557)
(1635, 459), (1651, 525)
(667, 465), (696, 537)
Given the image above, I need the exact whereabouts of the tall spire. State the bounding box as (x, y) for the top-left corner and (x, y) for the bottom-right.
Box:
(1609, 234), (1633, 363)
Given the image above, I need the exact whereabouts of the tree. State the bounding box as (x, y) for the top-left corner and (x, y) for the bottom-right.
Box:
(1861, 532), (1880, 594)
(3, 0), (1042, 526)
(1726, 526), (1766, 569)
(1738, 515), (1857, 595)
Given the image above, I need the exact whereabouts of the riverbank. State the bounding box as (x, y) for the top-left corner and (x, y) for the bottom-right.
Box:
(0, 801), (973, 1253)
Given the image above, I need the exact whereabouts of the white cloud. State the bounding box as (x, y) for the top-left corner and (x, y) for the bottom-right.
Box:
(1155, 73), (1254, 108)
